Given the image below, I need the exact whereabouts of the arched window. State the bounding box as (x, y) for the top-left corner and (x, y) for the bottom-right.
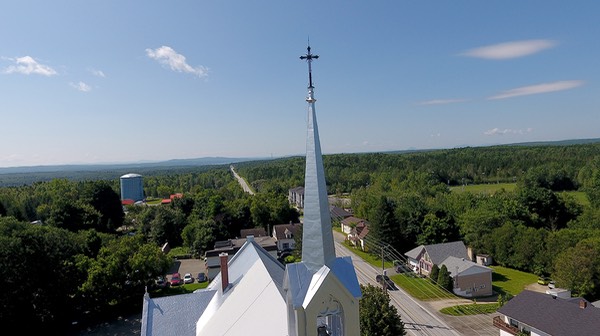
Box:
(316, 296), (344, 336)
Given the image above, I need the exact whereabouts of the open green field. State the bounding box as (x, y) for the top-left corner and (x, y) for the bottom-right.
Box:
(450, 183), (516, 194)
(491, 265), (538, 296)
(560, 190), (590, 206)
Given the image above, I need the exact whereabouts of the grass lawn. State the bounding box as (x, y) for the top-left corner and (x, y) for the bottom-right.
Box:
(440, 302), (500, 316)
(150, 281), (209, 298)
(560, 190), (590, 207)
(145, 198), (163, 205)
(390, 273), (456, 301)
(491, 265), (538, 296)
(342, 241), (393, 269)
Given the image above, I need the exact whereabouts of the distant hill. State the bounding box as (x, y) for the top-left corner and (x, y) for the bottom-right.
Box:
(502, 138), (600, 147)
(1, 137), (599, 186)
(0, 157), (264, 175)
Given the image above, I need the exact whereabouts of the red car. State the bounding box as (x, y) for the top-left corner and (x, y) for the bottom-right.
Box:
(170, 272), (182, 286)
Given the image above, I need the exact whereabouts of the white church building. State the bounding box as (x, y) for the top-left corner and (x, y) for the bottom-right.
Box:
(140, 45), (362, 336)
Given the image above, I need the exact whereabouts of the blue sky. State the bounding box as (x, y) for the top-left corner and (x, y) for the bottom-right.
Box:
(1, 1), (599, 168)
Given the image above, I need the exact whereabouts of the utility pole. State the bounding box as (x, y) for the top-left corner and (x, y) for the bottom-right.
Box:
(382, 245), (387, 293)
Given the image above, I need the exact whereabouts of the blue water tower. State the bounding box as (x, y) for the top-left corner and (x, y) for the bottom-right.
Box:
(120, 173), (144, 202)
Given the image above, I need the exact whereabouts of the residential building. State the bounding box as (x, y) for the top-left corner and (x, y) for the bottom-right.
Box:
(141, 45), (361, 335)
(340, 216), (367, 235)
(494, 289), (600, 335)
(440, 256), (492, 297)
(240, 227), (267, 238)
(204, 236), (278, 280)
(348, 221), (369, 251)
(288, 186), (305, 208)
(404, 241), (469, 276)
(330, 205), (352, 224)
(272, 222), (302, 252)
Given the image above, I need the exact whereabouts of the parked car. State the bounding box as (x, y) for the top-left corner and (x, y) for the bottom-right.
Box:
(548, 281), (556, 289)
(537, 277), (551, 285)
(375, 274), (398, 291)
(184, 273), (194, 284)
(197, 272), (207, 282)
(155, 276), (169, 289)
(170, 272), (182, 286)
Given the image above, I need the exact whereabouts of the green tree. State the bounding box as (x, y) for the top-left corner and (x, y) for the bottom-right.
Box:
(182, 218), (218, 257)
(429, 264), (440, 283)
(368, 196), (402, 251)
(359, 284), (405, 336)
(83, 181), (124, 232)
(437, 264), (453, 292)
(552, 238), (600, 297)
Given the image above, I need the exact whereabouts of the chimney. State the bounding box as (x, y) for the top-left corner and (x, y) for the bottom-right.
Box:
(219, 252), (229, 292)
(580, 300), (588, 309)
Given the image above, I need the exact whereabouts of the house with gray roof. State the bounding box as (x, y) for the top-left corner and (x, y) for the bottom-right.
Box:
(494, 289), (600, 335)
(404, 241), (469, 276)
(440, 256), (492, 297)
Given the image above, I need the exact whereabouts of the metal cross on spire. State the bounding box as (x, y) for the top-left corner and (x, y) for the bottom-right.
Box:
(300, 44), (319, 88)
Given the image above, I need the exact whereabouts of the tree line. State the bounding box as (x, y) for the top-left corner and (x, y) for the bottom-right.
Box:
(0, 166), (299, 333)
(2, 142), (600, 332)
(236, 143), (600, 300)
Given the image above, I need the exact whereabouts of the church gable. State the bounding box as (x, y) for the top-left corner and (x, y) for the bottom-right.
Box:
(300, 265), (360, 336)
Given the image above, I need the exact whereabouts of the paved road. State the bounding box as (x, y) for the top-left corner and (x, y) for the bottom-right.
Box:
(230, 165), (254, 195)
(333, 230), (497, 336)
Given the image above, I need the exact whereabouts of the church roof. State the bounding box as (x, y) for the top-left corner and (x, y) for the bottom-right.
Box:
(196, 237), (287, 335)
(285, 256), (361, 309)
(140, 289), (216, 336)
(141, 237), (287, 336)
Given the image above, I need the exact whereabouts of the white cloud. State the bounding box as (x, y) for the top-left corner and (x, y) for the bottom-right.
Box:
(461, 39), (557, 60)
(488, 80), (583, 100)
(2, 56), (57, 76)
(90, 69), (105, 77)
(146, 46), (208, 78)
(484, 127), (533, 136)
(70, 81), (92, 92)
(430, 133), (441, 137)
(417, 98), (468, 105)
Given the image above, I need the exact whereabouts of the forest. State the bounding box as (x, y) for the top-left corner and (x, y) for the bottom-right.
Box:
(1, 142), (600, 332)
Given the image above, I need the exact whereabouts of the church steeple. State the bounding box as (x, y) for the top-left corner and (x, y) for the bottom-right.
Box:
(299, 44), (336, 273)
(284, 44), (361, 336)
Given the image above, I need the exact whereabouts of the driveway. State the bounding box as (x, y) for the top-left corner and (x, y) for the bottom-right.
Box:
(167, 258), (206, 282)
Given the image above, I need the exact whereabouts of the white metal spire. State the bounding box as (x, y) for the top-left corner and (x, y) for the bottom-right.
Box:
(299, 45), (336, 273)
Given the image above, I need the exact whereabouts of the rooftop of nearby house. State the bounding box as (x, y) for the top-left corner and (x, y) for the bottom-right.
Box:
(440, 256), (491, 277)
(329, 205), (352, 220)
(272, 223), (302, 240)
(498, 290), (600, 335)
(289, 186), (304, 194)
(341, 216), (368, 226)
(405, 241), (468, 265)
(240, 227), (267, 238)
(205, 236), (277, 257)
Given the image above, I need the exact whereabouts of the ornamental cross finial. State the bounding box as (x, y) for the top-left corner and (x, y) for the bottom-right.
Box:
(300, 44), (319, 88)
